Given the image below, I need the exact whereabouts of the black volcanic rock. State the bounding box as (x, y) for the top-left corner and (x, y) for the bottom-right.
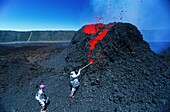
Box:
(45, 22), (169, 111)
(0, 23), (170, 112)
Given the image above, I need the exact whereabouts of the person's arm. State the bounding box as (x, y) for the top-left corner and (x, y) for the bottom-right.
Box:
(76, 69), (81, 77)
(35, 92), (39, 100)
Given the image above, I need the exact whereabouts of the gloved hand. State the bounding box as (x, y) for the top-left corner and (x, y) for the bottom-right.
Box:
(42, 99), (46, 102)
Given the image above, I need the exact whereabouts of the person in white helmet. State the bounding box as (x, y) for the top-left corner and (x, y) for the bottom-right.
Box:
(69, 63), (92, 98)
(35, 84), (49, 111)
(69, 69), (81, 98)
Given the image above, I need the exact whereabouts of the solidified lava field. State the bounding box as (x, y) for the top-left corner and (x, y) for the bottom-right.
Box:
(0, 22), (170, 112)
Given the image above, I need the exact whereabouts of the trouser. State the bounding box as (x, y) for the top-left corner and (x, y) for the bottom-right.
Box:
(39, 100), (46, 110)
(70, 87), (76, 95)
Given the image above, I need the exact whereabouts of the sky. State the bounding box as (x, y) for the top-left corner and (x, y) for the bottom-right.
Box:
(0, 0), (91, 30)
(0, 0), (170, 31)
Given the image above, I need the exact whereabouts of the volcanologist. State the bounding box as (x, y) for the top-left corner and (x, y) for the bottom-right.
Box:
(69, 62), (92, 98)
(35, 84), (49, 112)
(69, 69), (81, 98)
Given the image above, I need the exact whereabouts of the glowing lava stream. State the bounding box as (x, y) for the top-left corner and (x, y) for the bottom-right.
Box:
(82, 23), (118, 63)
(89, 29), (108, 50)
(82, 24), (105, 35)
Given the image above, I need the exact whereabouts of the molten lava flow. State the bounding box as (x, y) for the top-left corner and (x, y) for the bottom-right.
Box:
(83, 23), (118, 64)
(82, 24), (97, 34)
(82, 24), (105, 34)
(88, 53), (94, 63)
(89, 29), (108, 50)
(88, 53), (91, 57)
(89, 58), (94, 63)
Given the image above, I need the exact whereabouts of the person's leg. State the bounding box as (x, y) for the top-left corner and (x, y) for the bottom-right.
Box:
(69, 87), (76, 97)
(39, 100), (46, 110)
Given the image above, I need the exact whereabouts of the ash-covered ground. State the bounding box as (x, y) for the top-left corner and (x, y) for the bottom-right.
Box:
(0, 23), (170, 112)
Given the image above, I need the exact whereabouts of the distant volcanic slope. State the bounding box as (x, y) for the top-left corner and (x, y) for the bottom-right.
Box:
(63, 22), (170, 111)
